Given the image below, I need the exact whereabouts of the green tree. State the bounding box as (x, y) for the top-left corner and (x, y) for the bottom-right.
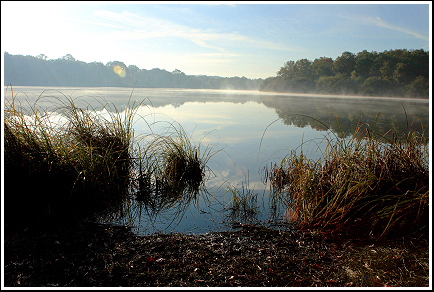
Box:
(277, 60), (296, 79)
(355, 50), (377, 78)
(362, 77), (392, 96)
(393, 62), (411, 84)
(407, 76), (429, 98)
(312, 57), (334, 77)
(295, 59), (314, 80)
(379, 61), (395, 80)
(333, 51), (356, 77)
(278, 59), (314, 80)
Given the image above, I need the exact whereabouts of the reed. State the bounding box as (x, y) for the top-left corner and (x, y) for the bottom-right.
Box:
(4, 91), (138, 230)
(225, 175), (260, 224)
(131, 121), (219, 215)
(266, 119), (429, 239)
(139, 122), (216, 187)
(4, 87), (216, 231)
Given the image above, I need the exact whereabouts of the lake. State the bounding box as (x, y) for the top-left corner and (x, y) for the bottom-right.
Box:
(4, 86), (430, 235)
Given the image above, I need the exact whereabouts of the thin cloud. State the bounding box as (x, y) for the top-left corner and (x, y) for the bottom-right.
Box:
(190, 39), (228, 53)
(67, 16), (136, 31)
(81, 9), (297, 52)
(368, 16), (429, 41)
(342, 14), (428, 41)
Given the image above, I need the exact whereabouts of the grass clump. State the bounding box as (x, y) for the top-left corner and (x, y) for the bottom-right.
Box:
(4, 87), (217, 232)
(4, 91), (137, 231)
(266, 121), (429, 239)
(131, 122), (217, 215)
(4, 90), (193, 227)
(225, 176), (260, 225)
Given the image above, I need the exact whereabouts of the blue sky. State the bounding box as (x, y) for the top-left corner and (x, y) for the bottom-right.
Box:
(1, 1), (430, 79)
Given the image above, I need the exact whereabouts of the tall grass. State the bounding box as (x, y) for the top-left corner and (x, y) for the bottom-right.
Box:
(225, 174), (260, 225)
(266, 119), (429, 239)
(138, 122), (213, 190)
(130, 121), (220, 222)
(4, 91), (137, 230)
(4, 88), (215, 232)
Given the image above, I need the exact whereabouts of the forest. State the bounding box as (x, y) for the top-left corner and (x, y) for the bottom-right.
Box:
(260, 49), (429, 98)
(3, 52), (263, 90)
(4, 49), (428, 98)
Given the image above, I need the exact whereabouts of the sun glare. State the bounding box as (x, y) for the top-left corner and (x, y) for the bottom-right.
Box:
(113, 65), (126, 78)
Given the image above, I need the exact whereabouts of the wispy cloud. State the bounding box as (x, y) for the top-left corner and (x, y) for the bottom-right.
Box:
(342, 14), (429, 41)
(80, 9), (297, 53)
(66, 16), (136, 31)
(190, 39), (228, 52)
(365, 16), (429, 41)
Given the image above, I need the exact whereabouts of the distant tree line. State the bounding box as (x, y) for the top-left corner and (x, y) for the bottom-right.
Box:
(4, 52), (263, 90)
(260, 49), (429, 98)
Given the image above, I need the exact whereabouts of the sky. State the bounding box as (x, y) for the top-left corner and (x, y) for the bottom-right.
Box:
(1, 1), (431, 79)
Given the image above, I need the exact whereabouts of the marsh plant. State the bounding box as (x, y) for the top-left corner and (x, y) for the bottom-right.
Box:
(4, 90), (138, 230)
(4, 87), (215, 231)
(265, 118), (429, 238)
(225, 176), (261, 225)
(130, 122), (220, 220)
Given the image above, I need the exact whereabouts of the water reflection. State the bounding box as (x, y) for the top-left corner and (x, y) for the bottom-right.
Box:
(260, 95), (429, 140)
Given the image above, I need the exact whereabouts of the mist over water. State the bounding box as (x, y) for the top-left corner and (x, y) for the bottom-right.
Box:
(5, 86), (429, 235)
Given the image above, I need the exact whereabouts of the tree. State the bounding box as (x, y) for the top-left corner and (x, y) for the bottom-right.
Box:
(62, 54), (76, 61)
(333, 51), (356, 77)
(362, 77), (392, 96)
(277, 60), (296, 79)
(407, 76), (428, 98)
(172, 69), (184, 74)
(408, 49), (429, 79)
(294, 59), (315, 80)
(128, 65), (141, 72)
(278, 59), (314, 80)
(379, 61), (395, 80)
(312, 57), (334, 77)
(355, 50), (377, 78)
(36, 54), (48, 61)
(393, 62), (411, 84)
(106, 61), (126, 69)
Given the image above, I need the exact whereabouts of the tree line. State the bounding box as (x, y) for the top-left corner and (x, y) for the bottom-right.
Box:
(260, 49), (429, 98)
(3, 52), (263, 90)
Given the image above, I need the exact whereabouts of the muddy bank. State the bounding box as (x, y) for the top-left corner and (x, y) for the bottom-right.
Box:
(4, 222), (429, 287)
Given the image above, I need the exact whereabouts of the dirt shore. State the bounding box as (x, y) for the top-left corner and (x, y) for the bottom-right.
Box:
(4, 222), (429, 287)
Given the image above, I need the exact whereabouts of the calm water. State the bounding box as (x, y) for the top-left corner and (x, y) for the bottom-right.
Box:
(5, 86), (430, 235)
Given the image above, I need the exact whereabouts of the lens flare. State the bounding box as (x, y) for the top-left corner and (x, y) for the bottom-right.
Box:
(113, 65), (126, 78)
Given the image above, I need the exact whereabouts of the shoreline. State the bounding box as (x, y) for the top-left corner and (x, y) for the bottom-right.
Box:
(4, 221), (429, 287)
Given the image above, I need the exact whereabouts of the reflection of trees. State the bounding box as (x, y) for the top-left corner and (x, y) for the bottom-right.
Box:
(260, 95), (429, 141)
(7, 86), (429, 142)
(6, 88), (266, 117)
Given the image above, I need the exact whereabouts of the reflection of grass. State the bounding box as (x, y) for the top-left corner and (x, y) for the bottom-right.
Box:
(265, 121), (429, 239)
(226, 176), (260, 224)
